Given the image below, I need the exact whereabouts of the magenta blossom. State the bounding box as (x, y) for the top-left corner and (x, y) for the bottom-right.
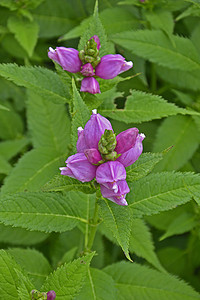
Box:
(48, 35), (133, 94)
(60, 110), (145, 205)
(47, 290), (56, 300)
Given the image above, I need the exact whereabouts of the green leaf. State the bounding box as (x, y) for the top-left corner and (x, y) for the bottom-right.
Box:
(129, 219), (165, 272)
(41, 253), (95, 300)
(16, 268), (34, 300)
(8, 16), (39, 57)
(0, 250), (25, 299)
(104, 261), (200, 299)
(75, 267), (116, 300)
(27, 91), (71, 152)
(0, 103), (9, 110)
(7, 248), (52, 289)
(0, 64), (69, 104)
(99, 89), (197, 124)
(146, 10), (174, 36)
(0, 102), (23, 140)
(99, 198), (133, 261)
(112, 30), (200, 71)
(153, 116), (200, 171)
(1, 147), (64, 194)
(127, 172), (200, 217)
(0, 155), (11, 174)
(71, 78), (90, 151)
(126, 152), (164, 182)
(78, 0), (111, 57)
(0, 137), (29, 160)
(42, 175), (96, 194)
(160, 212), (198, 241)
(0, 192), (88, 233)
(0, 223), (48, 245)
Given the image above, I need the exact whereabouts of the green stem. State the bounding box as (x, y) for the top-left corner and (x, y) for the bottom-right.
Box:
(86, 195), (99, 251)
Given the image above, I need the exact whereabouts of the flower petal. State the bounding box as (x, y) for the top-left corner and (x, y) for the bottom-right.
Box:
(84, 148), (102, 165)
(100, 180), (130, 206)
(76, 127), (88, 153)
(80, 77), (101, 94)
(117, 133), (145, 167)
(95, 54), (125, 79)
(115, 128), (139, 154)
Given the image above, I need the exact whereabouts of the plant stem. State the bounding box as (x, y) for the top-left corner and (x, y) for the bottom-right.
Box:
(86, 195), (99, 251)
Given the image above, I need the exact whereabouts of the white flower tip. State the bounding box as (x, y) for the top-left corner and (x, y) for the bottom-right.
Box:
(121, 197), (128, 206)
(113, 182), (118, 193)
(126, 61), (133, 67)
(59, 167), (66, 171)
(92, 109), (97, 115)
(77, 126), (84, 133)
(140, 133), (146, 139)
(49, 47), (55, 53)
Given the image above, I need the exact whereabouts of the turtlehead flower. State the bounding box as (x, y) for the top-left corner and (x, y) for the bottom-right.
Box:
(60, 110), (145, 206)
(48, 35), (133, 94)
(30, 289), (56, 300)
(47, 291), (56, 300)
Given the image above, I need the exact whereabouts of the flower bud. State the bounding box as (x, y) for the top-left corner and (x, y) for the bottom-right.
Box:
(60, 153), (97, 182)
(98, 129), (117, 154)
(115, 128), (139, 154)
(80, 63), (95, 77)
(95, 54), (133, 79)
(117, 133), (145, 167)
(96, 161), (126, 193)
(100, 180), (130, 206)
(80, 77), (101, 94)
(30, 290), (47, 299)
(47, 290), (56, 300)
(79, 36), (101, 68)
(48, 47), (82, 73)
(89, 35), (101, 50)
(84, 148), (102, 165)
(84, 110), (113, 149)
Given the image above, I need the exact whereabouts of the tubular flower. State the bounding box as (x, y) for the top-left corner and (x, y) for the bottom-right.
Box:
(60, 110), (145, 205)
(48, 35), (133, 94)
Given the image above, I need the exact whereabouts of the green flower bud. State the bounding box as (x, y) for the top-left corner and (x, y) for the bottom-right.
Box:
(30, 290), (47, 300)
(98, 130), (117, 156)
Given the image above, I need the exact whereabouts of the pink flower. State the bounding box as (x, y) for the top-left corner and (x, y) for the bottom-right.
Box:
(60, 110), (145, 205)
(48, 36), (133, 94)
(47, 290), (56, 300)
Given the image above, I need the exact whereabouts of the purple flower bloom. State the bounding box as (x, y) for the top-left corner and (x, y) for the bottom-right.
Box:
(60, 153), (97, 182)
(80, 63), (95, 77)
(48, 36), (133, 94)
(60, 110), (145, 206)
(100, 180), (130, 206)
(117, 133), (145, 167)
(95, 54), (133, 79)
(90, 35), (101, 50)
(48, 47), (82, 73)
(47, 290), (56, 300)
(96, 161), (126, 193)
(80, 77), (100, 94)
(84, 109), (113, 149)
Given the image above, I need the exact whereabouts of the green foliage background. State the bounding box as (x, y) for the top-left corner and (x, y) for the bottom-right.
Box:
(0, 0), (200, 299)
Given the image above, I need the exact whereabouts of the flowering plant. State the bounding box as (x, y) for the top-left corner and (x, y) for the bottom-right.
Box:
(48, 35), (133, 94)
(60, 109), (145, 206)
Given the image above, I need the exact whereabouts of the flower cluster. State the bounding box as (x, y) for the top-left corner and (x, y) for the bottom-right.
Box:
(30, 289), (56, 300)
(48, 35), (133, 94)
(60, 110), (145, 206)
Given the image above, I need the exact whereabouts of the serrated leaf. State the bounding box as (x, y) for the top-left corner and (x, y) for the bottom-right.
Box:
(71, 78), (90, 151)
(0, 192), (88, 233)
(42, 175), (96, 194)
(27, 91), (71, 152)
(0, 223), (48, 245)
(0, 64), (69, 104)
(153, 116), (200, 171)
(99, 89), (197, 124)
(8, 16), (39, 57)
(1, 147), (64, 194)
(41, 253), (95, 300)
(0, 137), (29, 160)
(0, 102), (23, 140)
(75, 267), (116, 300)
(15, 268), (34, 300)
(127, 172), (200, 217)
(7, 248), (52, 289)
(99, 198), (133, 261)
(160, 212), (198, 241)
(112, 30), (200, 71)
(146, 10), (174, 36)
(0, 250), (25, 299)
(126, 152), (164, 182)
(130, 219), (165, 272)
(104, 261), (200, 299)
(78, 1), (111, 57)
(0, 155), (11, 174)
